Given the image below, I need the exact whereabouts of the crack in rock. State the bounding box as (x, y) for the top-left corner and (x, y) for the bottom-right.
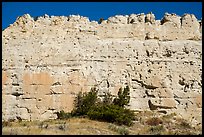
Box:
(148, 100), (176, 110)
(132, 78), (158, 89)
(11, 92), (23, 97)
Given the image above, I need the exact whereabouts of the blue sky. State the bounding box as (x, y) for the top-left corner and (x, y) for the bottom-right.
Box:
(2, 2), (202, 29)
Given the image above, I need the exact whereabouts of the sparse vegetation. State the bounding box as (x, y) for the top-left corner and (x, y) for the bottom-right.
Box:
(146, 117), (163, 126)
(39, 122), (48, 129)
(179, 119), (192, 129)
(113, 86), (130, 108)
(148, 125), (165, 135)
(55, 110), (72, 120)
(102, 92), (113, 105)
(2, 111), (201, 135)
(77, 86), (134, 126)
(2, 121), (12, 128)
(108, 124), (129, 135)
(58, 122), (67, 131)
(55, 86), (135, 126)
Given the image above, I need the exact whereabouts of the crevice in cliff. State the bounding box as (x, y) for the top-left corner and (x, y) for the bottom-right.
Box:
(30, 83), (43, 85)
(45, 89), (64, 95)
(175, 99), (181, 104)
(21, 95), (34, 98)
(132, 79), (158, 89)
(107, 80), (110, 88)
(148, 100), (176, 110)
(16, 105), (31, 113)
(15, 105), (32, 121)
(145, 90), (155, 98)
(12, 83), (20, 86)
(52, 82), (62, 86)
(94, 79), (108, 87)
(70, 69), (80, 72)
(11, 92), (23, 97)
(48, 108), (56, 111)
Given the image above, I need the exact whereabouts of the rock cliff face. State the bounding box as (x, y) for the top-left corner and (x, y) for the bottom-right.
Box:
(2, 13), (202, 125)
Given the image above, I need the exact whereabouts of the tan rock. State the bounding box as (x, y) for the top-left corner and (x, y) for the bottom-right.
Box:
(2, 71), (7, 85)
(128, 13), (145, 24)
(2, 13), (202, 123)
(194, 95), (202, 108)
(107, 15), (128, 24)
(161, 13), (181, 28)
(145, 12), (155, 24)
(149, 98), (177, 110)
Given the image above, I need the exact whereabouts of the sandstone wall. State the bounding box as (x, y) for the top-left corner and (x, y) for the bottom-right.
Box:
(2, 13), (202, 125)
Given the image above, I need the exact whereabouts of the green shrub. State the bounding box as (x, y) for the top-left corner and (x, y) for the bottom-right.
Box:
(55, 110), (72, 120)
(87, 104), (135, 126)
(77, 86), (135, 126)
(71, 87), (98, 116)
(57, 85), (135, 127)
(113, 86), (130, 107)
(102, 92), (113, 105)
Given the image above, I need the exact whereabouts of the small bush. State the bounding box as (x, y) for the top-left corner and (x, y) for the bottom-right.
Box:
(21, 122), (27, 127)
(113, 86), (130, 107)
(8, 119), (15, 122)
(2, 121), (12, 128)
(87, 104), (135, 126)
(108, 124), (129, 135)
(39, 122), (48, 129)
(118, 127), (129, 135)
(58, 122), (66, 131)
(179, 120), (191, 129)
(55, 110), (72, 120)
(71, 87), (98, 116)
(162, 112), (177, 119)
(146, 117), (163, 126)
(102, 92), (113, 105)
(67, 85), (135, 126)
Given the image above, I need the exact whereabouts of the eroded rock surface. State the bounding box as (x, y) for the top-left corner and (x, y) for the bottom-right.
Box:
(2, 13), (202, 126)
